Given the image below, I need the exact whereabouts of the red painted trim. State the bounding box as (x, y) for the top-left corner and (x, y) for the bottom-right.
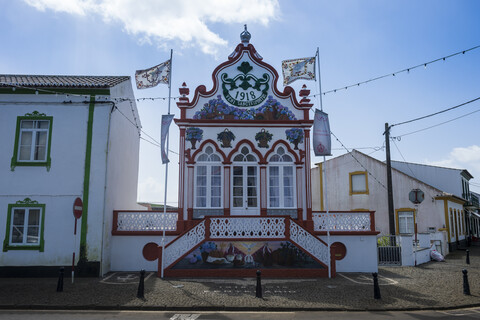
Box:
(164, 268), (328, 278)
(187, 139), (227, 165)
(315, 231), (380, 236)
(370, 211), (376, 231)
(175, 119), (314, 126)
(175, 43), (312, 112)
(226, 139), (265, 164)
(264, 140), (301, 163)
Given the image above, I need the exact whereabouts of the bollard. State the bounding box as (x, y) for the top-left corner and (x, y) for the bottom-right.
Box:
(372, 272), (381, 299)
(137, 269), (145, 298)
(463, 269), (471, 295)
(255, 270), (262, 298)
(56, 267), (64, 292)
(466, 250), (470, 265)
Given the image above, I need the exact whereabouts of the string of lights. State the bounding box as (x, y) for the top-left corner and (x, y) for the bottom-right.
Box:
(330, 131), (388, 191)
(306, 44), (480, 97)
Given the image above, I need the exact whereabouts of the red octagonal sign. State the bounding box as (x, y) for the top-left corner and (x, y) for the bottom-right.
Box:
(73, 197), (83, 219)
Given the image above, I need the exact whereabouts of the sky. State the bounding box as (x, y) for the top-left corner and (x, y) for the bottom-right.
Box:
(1, 0), (479, 204)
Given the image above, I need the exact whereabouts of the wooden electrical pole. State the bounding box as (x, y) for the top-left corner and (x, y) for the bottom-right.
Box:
(385, 123), (396, 236)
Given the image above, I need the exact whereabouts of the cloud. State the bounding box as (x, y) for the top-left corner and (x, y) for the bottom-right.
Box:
(137, 176), (163, 203)
(23, 0), (279, 55)
(426, 145), (480, 192)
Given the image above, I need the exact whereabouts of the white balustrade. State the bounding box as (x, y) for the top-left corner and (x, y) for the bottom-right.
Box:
(312, 212), (371, 232)
(289, 221), (329, 264)
(209, 217), (285, 239)
(116, 211), (177, 232)
(164, 221), (205, 268)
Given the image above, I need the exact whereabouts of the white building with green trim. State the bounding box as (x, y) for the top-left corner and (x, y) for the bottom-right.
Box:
(0, 75), (142, 276)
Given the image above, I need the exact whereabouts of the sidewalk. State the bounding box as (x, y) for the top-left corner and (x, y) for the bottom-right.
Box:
(1, 244), (479, 311)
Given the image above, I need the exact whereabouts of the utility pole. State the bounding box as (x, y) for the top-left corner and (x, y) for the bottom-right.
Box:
(384, 123), (396, 236)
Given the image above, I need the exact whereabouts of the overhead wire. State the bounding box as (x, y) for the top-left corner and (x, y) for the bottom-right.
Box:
(306, 44), (480, 97)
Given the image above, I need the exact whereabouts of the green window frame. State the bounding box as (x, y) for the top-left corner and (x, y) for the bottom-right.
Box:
(3, 198), (46, 252)
(11, 111), (53, 171)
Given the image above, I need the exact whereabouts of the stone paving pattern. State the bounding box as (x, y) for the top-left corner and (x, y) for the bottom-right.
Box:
(1, 244), (479, 311)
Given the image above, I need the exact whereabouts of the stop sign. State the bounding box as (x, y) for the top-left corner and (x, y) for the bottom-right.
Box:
(409, 189), (424, 205)
(73, 197), (83, 219)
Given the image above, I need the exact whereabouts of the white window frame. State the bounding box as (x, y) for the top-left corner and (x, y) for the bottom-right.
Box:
(267, 146), (296, 208)
(18, 119), (50, 162)
(397, 210), (415, 234)
(194, 146), (223, 209)
(3, 199), (45, 252)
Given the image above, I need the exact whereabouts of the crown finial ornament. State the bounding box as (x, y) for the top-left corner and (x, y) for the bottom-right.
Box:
(240, 24), (251, 45)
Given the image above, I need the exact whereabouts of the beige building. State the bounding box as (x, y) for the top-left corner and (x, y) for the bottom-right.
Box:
(312, 150), (471, 252)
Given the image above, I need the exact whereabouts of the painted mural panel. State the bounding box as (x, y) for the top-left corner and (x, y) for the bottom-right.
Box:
(170, 241), (324, 270)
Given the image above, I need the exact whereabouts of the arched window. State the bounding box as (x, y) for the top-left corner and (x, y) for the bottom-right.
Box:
(194, 145), (222, 208)
(268, 146), (295, 208)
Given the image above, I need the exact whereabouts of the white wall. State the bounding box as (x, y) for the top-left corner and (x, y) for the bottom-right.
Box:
(318, 235), (378, 272)
(391, 161), (464, 199)
(312, 150), (446, 236)
(0, 94), (91, 266)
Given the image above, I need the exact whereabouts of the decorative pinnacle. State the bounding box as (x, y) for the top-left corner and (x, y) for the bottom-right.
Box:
(240, 24), (251, 45)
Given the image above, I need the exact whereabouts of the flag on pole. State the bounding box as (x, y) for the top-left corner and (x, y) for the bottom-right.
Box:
(160, 114), (174, 164)
(281, 56), (316, 85)
(313, 109), (331, 156)
(135, 60), (171, 89)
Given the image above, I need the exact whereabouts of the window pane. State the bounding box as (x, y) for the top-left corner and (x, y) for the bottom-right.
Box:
(233, 177), (243, 187)
(211, 197), (221, 207)
(284, 167), (293, 175)
(19, 132), (32, 160)
(197, 186), (206, 196)
(13, 209), (25, 225)
(270, 167), (279, 176)
(198, 154), (208, 161)
(269, 187), (279, 197)
(196, 197), (206, 207)
(247, 166), (256, 176)
(197, 176), (207, 186)
(28, 209), (40, 225)
(211, 186), (221, 197)
(399, 211), (414, 234)
(197, 166), (207, 175)
(12, 227), (24, 243)
(246, 155), (256, 161)
(247, 187), (257, 196)
(248, 198), (257, 207)
(233, 155), (243, 161)
(270, 198), (279, 207)
(210, 154), (221, 161)
(21, 120), (34, 128)
(35, 146), (46, 161)
(233, 166), (242, 175)
(283, 155), (293, 162)
(37, 120), (49, 129)
(233, 187), (243, 196)
(211, 176), (221, 186)
(247, 177), (256, 187)
(351, 174), (366, 192)
(211, 166), (221, 175)
(284, 197), (294, 207)
(27, 227), (39, 243)
(233, 197), (243, 207)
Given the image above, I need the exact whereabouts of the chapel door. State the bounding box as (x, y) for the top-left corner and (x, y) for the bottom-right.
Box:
(231, 165), (259, 215)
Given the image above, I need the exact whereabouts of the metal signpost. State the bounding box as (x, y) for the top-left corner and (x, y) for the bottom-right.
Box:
(409, 189), (424, 266)
(72, 197), (83, 283)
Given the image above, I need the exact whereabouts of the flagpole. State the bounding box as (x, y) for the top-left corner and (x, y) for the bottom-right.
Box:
(161, 49), (173, 279)
(316, 47), (331, 279)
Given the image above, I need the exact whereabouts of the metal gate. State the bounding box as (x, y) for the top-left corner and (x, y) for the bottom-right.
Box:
(377, 235), (401, 266)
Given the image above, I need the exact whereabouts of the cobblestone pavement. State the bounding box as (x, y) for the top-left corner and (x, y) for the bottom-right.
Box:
(1, 244), (479, 311)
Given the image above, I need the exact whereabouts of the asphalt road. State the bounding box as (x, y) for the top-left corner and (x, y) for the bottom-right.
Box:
(1, 309), (480, 320)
